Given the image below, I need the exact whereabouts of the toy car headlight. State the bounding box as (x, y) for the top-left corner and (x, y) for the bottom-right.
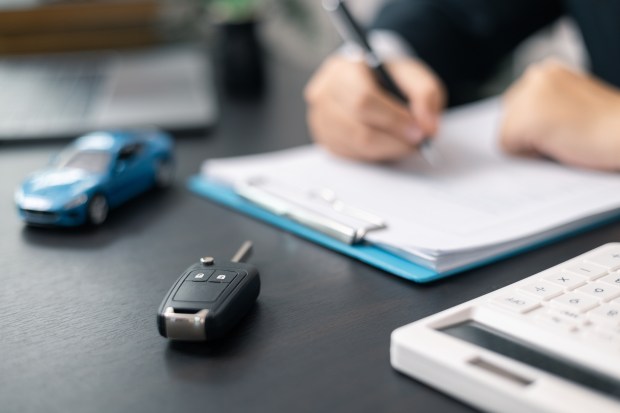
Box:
(64, 194), (88, 210)
(14, 188), (25, 204)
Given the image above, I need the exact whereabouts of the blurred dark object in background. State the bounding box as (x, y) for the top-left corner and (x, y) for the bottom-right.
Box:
(208, 0), (265, 98)
(207, 0), (323, 99)
(216, 19), (265, 98)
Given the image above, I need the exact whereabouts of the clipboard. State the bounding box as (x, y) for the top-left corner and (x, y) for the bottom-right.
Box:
(188, 174), (620, 283)
(189, 175), (470, 283)
(187, 96), (620, 283)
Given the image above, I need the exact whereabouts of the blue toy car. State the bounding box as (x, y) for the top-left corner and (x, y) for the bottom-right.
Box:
(15, 129), (174, 227)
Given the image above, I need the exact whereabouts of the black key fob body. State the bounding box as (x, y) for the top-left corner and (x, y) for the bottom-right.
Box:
(157, 258), (260, 341)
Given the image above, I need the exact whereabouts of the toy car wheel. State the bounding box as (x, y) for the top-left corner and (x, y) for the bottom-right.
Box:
(87, 194), (109, 226)
(154, 158), (174, 189)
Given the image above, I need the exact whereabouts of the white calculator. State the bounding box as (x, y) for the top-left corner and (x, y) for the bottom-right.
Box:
(391, 243), (620, 413)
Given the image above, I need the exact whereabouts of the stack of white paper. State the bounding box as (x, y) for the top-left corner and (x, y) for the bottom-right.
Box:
(202, 98), (620, 272)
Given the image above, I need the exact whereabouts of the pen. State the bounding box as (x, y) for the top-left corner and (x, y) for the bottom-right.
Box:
(322, 0), (435, 163)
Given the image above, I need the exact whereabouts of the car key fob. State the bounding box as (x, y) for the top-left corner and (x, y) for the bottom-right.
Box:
(157, 241), (260, 341)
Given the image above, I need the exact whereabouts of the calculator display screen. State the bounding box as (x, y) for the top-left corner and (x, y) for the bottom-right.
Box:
(440, 321), (620, 400)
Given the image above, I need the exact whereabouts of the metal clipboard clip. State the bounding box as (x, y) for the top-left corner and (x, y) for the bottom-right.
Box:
(236, 178), (387, 245)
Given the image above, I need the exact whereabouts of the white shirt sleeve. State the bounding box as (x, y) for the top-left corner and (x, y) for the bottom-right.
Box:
(339, 30), (415, 62)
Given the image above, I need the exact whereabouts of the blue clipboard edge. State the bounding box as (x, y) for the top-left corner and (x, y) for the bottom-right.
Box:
(188, 175), (439, 282)
(187, 175), (620, 283)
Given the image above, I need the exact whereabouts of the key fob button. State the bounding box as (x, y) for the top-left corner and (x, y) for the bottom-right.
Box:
(187, 269), (215, 282)
(208, 270), (237, 283)
(173, 281), (228, 302)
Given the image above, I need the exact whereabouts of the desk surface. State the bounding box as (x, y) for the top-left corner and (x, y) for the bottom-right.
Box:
(2, 55), (620, 413)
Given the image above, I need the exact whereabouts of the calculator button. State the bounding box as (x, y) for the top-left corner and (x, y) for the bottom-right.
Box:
(585, 249), (620, 271)
(541, 272), (587, 290)
(490, 293), (540, 314)
(549, 292), (599, 313)
(562, 261), (607, 280)
(173, 281), (228, 302)
(533, 311), (579, 333)
(587, 304), (620, 326)
(518, 281), (563, 300)
(208, 270), (237, 283)
(598, 272), (620, 287)
(575, 282), (620, 302)
(547, 308), (587, 324)
(187, 270), (215, 282)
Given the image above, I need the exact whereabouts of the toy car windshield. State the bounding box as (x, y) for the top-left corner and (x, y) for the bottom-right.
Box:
(54, 149), (111, 174)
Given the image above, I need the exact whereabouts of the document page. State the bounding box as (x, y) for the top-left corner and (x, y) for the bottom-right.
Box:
(203, 98), (620, 271)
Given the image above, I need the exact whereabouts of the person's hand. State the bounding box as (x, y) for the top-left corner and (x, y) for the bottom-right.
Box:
(500, 60), (620, 171)
(304, 55), (446, 162)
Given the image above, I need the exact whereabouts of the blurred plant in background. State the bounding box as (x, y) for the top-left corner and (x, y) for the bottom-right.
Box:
(206, 0), (315, 36)
(207, 0), (260, 23)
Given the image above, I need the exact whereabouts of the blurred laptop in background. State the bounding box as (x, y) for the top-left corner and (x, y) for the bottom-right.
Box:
(0, 0), (218, 141)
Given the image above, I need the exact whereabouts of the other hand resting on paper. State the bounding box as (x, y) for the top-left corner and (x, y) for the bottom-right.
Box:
(500, 60), (620, 171)
(304, 55), (446, 162)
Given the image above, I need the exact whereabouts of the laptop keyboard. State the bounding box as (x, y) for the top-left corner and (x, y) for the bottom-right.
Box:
(0, 56), (107, 132)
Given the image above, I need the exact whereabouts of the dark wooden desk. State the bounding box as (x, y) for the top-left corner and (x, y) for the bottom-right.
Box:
(2, 55), (620, 413)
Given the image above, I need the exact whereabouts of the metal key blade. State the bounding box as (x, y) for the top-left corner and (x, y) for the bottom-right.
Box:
(231, 241), (253, 263)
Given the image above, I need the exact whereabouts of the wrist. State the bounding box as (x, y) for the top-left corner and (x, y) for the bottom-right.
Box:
(608, 97), (620, 171)
(594, 93), (620, 171)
